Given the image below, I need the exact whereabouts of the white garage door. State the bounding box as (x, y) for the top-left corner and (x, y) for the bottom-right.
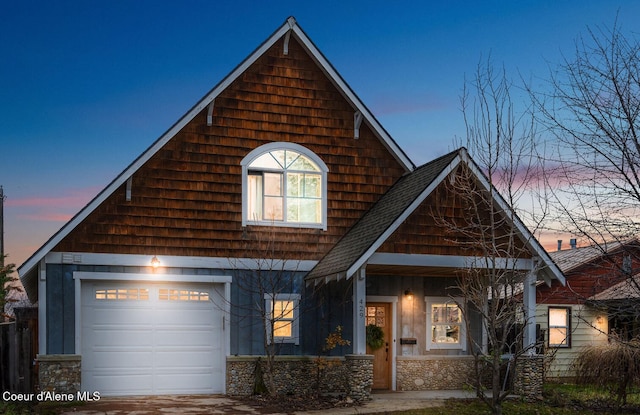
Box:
(81, 281), (225, 396)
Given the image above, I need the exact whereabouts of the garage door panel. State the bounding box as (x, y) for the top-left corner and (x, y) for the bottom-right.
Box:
(91, 327), (154, 346)
(90, 307), (152, 325)
(91, 351), (154, 369)
(88, 374), (154, 395)
(156, 349), (216, 367)
(154, 308), (215, 324)
(155, 328), (218, 346)
(81, 281), (226, 396)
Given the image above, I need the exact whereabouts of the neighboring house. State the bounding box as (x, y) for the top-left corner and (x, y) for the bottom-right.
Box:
(540, 239), (640, 378)
(17, 17), (564, 397)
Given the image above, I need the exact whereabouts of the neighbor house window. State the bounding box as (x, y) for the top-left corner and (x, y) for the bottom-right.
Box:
(548, 306), (571, 347)
(425, 297), (466, 350)
(242, 143), (328, 229)
(264, 293), (300, 345)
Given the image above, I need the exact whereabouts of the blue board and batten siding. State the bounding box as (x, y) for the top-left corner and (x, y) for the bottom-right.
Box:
(228, 271), (353, 356)
(46, 264), (75, 354)
(44, 264), (353, 356)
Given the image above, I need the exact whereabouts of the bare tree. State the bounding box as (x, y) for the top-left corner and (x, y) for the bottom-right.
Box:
(224, 225), (333, 397)
(534, 21), (640, 339)
(536, 22), (640, 245)
(436, 61), (547, 415)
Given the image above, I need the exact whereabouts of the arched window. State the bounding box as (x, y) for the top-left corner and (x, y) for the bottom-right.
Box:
(241, 143), (328, 229)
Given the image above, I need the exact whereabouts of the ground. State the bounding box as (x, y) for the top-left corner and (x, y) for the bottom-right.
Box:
(1, 394), (363, 415)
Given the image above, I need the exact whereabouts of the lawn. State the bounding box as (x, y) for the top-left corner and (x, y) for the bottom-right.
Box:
(391, 383), (640, 415)
(2, 383), (639, 414)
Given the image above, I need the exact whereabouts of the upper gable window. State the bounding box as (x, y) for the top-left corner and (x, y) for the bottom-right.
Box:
(242, 143), (328, 230)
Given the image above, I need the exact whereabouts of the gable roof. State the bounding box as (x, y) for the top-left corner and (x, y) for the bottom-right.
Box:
(589, 273), (640, 301)
(305, 148), (565, 286)
(306, 149), (460, 283)
(549, 239), (637, 274)
(17, 17), (414, 298)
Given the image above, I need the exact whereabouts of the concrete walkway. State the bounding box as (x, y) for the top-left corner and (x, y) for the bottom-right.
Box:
(56, 390), (476, 414)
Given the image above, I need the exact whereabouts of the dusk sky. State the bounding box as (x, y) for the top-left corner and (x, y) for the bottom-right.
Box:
(2, 1), (640, 269)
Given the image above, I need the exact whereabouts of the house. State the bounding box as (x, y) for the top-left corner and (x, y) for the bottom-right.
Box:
(17, 17), (564, 398)
(540, 239), (640, 378)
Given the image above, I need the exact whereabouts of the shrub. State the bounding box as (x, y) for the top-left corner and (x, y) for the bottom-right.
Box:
(573, 337), (640, 406)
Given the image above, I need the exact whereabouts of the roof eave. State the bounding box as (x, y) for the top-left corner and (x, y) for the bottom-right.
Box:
(458, 148), (565, 286)
(288, 22), (414, 172)
(305, 151), (462, 284)
(18, 16), (416, 281)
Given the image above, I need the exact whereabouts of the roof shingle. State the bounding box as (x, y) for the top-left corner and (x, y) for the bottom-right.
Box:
(306, 149), (461, 282)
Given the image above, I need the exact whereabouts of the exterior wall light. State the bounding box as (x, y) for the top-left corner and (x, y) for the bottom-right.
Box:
(151, 255), (161, 268)
(404, 289), (414, 300)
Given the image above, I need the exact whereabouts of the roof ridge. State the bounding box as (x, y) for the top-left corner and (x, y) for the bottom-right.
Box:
(18, 17), (416, 287)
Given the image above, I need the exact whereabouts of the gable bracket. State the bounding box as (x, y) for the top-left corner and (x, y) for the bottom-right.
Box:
(283, 30), (292, 56)
(126, 176), (132, 201)
(283, 16), (295, 56)
(206, 99), (215, 126)
(354, 111), (363, 139)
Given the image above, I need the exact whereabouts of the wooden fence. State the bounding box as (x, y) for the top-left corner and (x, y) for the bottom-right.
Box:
(0, 307), (38, 393)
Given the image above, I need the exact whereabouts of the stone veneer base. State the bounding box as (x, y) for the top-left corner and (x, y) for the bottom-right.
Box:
(226, 355), (373, 401)
(396, 356), (475, 391)
(37, 354), (81, 395)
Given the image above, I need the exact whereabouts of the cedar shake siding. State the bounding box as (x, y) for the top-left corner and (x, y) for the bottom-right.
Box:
(52, 36), (407, 260)
(378, 166), (532, 258)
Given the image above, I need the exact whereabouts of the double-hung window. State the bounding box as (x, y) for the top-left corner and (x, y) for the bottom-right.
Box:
(425, 297), (466, 350)
(242, 143), (328, 229)
(548, 306), (571, 347)
(264, 293), (300, 345)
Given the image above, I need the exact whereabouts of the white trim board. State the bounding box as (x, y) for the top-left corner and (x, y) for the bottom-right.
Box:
(369, 253), (534, 271)
(44, 252), (317, 272)
(18, 16), (414, 281)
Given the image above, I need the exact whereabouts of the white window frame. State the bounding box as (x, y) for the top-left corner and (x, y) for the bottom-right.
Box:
(548, 306), (571, 348)
(264, 293), (301, 345)
(425, 296), (466, 351)
(241, 142), (328, 230)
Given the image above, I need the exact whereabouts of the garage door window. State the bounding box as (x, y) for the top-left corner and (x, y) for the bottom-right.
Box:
(95, 288), (149, 300)
(159, 288), (209, 301)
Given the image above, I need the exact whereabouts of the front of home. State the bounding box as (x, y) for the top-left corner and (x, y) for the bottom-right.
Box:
(18, 17), (563, 398)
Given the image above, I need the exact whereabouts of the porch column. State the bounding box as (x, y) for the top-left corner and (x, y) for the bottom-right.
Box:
(522, 264), (537, 354)
(353, 267), (367, 354)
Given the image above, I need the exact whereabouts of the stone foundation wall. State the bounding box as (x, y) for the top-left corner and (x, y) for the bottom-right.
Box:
(344, 354), (373, 401)
(37, 354), (81, 394)
(514, 355), (544, 400)
(397, 356), (475, 390)
(227, 355), (373, 401)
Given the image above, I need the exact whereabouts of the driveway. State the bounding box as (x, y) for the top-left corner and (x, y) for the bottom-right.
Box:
(56, 390), (475, 414)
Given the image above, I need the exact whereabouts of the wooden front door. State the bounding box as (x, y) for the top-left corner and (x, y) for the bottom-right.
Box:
(366, 302), (391, 389)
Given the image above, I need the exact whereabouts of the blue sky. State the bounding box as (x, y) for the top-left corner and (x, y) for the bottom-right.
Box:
(2, 1), (639, 267)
